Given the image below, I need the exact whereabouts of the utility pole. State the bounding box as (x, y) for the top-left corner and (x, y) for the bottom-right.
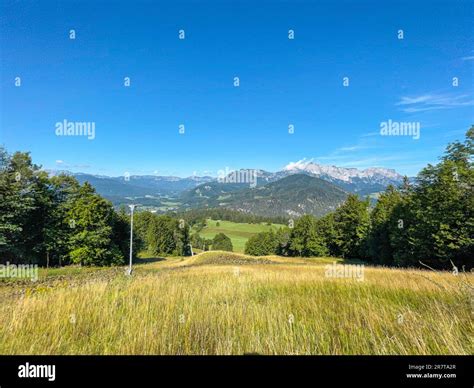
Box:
(127, 204), (137, 276)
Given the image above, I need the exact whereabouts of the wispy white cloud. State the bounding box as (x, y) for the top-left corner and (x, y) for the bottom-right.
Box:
(283, 158), (313, 170)
(55, 160), (90, 169)
(336, 145), (364, 152)
(396, 93), (474, 113)
(461, 50), (474, 61)
(397, 95), (434, 105)
(361, 131), (379, 138)
(310, 132), (378, 164)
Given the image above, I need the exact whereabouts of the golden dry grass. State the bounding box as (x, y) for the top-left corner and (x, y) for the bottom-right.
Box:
(0, 252), (472, 355)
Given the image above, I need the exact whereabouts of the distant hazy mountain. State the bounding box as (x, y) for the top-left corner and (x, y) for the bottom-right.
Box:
(47, 161), (405, 212)
(70, 173), (214, 197)
(181, 174), (348, 218)
(47, 171), (213, 207)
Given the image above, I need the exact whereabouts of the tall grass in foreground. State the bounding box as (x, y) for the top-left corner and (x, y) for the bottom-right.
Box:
(0, 253), (472, 355)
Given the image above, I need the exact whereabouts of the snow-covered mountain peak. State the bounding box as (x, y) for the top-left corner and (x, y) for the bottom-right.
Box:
(283, 160), (403, 183)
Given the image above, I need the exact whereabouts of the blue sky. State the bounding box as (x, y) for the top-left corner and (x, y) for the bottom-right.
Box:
(1, 0), (473, 177)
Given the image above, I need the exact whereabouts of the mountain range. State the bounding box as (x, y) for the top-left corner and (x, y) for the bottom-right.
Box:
(48, 162), (406, 217)
(281, 161), (404, 195)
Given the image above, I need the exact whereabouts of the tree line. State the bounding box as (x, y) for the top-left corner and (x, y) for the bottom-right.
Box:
(0, 149), (190, 266)
(190, 232), (233, 252)
(0, 148), (131, 266)
(133, 212), (190, 256)
(245, 128), (473, 270)
(172, 208), (287, 227)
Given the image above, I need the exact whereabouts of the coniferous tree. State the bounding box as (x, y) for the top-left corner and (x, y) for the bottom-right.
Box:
(333, 195), (370, 259)
(245, 230), (278, 256)
(368, 185), (403, 265)
(0, 149), (51, 264)
(315, 213), (339, 257)
(212, 233), (233, 251)
(402, 127), (473, 268)
(68, 183), (125, 266)
(289, 215), (327, 257)
(147, 215), (178, 255)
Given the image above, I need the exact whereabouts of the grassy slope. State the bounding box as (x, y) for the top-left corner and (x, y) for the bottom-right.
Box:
(0, 252), (472, 355)
(196, 219), (285, 252)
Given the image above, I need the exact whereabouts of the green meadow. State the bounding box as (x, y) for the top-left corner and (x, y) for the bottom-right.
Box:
(0, 251), (471, 355)
(195, 219), (285, 252)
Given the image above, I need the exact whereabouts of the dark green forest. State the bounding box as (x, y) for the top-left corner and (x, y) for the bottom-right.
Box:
(172, 208), (287, 227)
